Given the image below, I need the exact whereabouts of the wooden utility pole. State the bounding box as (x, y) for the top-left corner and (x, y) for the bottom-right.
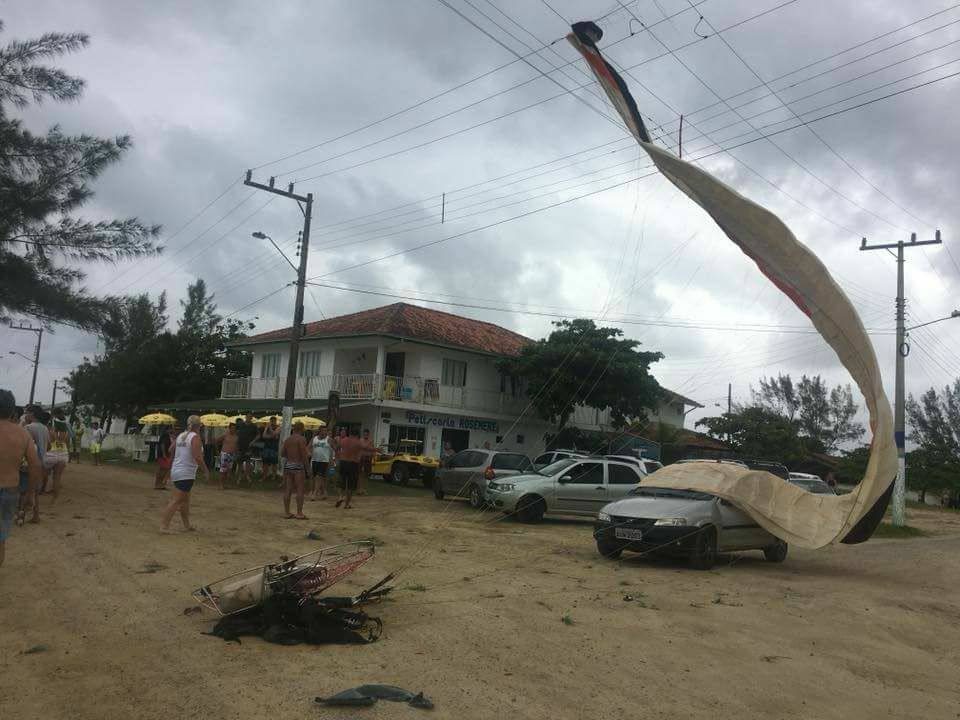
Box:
(243, 171), (314, 444)
(860, 231), (943, 526)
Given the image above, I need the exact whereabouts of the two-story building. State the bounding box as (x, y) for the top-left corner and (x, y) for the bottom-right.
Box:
(208, 303), (699, 457)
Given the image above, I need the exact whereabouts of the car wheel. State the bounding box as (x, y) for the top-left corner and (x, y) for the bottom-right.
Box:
(596, 539), (623, 560)
(518, 495), (545, 523)
(763, 539), (788, 563)
(433, 476), (445, 500)
(689, 526), (718, 570)
(468, 483), (484, 509)
(394, 464), (410, 487)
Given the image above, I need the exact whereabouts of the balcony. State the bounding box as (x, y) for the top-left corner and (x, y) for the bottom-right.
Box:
(221, 373), (528, 416)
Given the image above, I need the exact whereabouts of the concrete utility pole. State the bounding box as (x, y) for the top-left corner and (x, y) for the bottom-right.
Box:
(10, 322), (43, 405)
(244, 171), (314, 444)
(51, 378), (62, 409)
(860, 231), (943, 527)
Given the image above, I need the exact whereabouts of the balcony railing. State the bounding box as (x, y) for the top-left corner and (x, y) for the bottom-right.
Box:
(221, 373), (528, 415)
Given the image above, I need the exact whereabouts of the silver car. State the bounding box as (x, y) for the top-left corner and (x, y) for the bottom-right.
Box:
(434, 449), (533, 508)
(486, 457), (643, 522)
(593, 481), (788, 570)
(531, 449), (586, 470)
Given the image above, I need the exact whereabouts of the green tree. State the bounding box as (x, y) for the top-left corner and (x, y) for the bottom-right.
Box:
(906, 382), (960, 503)
(752, 373), (798, 420)
(696, 406), (805, 466)
(0, 22), (159, 329)
(497, 319), (663, 430)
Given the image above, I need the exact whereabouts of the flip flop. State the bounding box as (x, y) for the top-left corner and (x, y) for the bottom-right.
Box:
(283, 514), (295, 519)
(294, 515), (308, 520)
(335, 499), (343, 508)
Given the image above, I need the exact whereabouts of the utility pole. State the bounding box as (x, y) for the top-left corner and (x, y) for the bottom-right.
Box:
(727, 383), (732, 444)
(244, 171), (314, 443)
(10, 322), (43, 405)
(860, 230), (943, 526)
(51, 378), (62, 409)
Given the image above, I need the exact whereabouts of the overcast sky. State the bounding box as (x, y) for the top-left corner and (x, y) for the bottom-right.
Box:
(2, 0), (959, 432)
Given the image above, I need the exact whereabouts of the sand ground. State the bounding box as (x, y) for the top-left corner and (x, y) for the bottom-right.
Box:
(2, 462), (960, 720)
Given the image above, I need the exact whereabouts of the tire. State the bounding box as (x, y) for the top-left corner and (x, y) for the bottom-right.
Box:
(689, 526), (718, 570)
(433, 476), (445, 500)
(596, 539), (623, 560)
(468, 483), (484, 509)
(763, 539), (788, 563)
(394, 464), (410, 487)
(517, 495), (546, 523)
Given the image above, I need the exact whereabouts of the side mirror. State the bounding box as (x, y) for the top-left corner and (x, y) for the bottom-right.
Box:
(719, 498), (732, 507)
(559, 475), (573, 484)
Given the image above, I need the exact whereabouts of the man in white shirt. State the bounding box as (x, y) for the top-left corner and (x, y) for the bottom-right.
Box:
(310, 427), (333, 501)
(90, 421), (106, 466)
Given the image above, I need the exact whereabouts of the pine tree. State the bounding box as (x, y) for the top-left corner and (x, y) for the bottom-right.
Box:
(0, 22), (159, 329)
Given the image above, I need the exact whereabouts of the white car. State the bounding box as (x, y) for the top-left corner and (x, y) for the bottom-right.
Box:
(487, 457), (643, 522)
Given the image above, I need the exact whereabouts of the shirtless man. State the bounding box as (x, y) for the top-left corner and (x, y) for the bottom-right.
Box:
(280, 422), (310, 520)
(335, 428), (375, 510)
(1, 390), (42, 567)
(217, 423), (239, 490)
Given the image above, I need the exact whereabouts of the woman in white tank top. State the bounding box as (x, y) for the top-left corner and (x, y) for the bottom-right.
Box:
(161, 416), (208, 532)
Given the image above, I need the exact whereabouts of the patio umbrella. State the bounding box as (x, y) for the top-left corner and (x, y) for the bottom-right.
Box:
(225, 415), (247, 424)
(292, 416), (325, 430)
(139, 412), (176, 425)
(256, 414), (283, 425)
(200, 413), (231, 428)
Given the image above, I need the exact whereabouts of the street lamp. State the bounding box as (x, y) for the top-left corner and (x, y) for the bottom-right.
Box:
(9, 350), (33, 363)
(252, 231), (297, 273)
(906, 310), (960, 332)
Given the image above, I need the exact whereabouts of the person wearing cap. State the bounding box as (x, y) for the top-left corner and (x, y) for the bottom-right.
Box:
(160, 415), (208, 532)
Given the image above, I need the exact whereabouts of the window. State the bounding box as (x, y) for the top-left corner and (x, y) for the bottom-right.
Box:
(260, 352), (281, 378)
(499, 373), (523, 397)
(609, 464), (641, 485)
(388, 424), (425, 450)
(441, 359), (468, 387)
(566, 462), (604, 485)
(299, 350), (321, 377)
(533, 453), (553, 466)
(491, 453), (532, 471)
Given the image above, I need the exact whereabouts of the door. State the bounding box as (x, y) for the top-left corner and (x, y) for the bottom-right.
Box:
(554, 461), (607, 514)
(385, 352), (405, 379)
(716, 498), (762, 549)
(441, 450), (484, 496)
(441, 428), (470, 454)
(606, 462), (642, 502)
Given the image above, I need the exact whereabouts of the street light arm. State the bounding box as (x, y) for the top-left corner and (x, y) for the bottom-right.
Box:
(252, 231), (297, 274)
(906, 310), (960, 332)
(8, 350), (35, 364)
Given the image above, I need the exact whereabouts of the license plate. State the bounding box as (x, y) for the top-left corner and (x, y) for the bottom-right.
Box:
(615, 528), (643, 541)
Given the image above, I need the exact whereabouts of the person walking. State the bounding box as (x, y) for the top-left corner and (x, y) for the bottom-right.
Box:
(23, 406), (49, 522)
(1, 390), (41, 567)
(261, 416), (281, 487)
(90, 421), (105, 466)
(160, 416), (207, 533)
(70, 418), (84, 463)
(335, 428), (374, 510)
(216, 423), (239, 490)
(154, 425), (174, 490)
(309, 427), (333, 501)
(235, 414), (258, 486)
(280, 422), (310, 520)
(357, 428), (375, 496)
(46, 408), (70, 502)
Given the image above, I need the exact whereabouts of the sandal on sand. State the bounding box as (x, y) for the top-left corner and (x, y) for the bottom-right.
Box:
(283, 514), (295, 519)
(294, 514), (308, 520)
(335, 499), (343, 508)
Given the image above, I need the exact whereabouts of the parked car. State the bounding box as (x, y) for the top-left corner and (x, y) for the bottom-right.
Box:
(604, 455), (664, 476)
(434, 449), (533, 508)
(788, 472), (836, 495)
(674, 457), (790, 480)
(531, 449), (586, 470)
(593, 481), (788, 570)
(486, 457), (643, 522)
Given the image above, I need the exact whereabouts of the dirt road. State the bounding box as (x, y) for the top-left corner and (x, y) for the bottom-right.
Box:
(2, 463), (959, 719)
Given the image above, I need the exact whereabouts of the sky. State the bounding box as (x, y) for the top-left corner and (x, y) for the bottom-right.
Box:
(2, 0), (959, 435)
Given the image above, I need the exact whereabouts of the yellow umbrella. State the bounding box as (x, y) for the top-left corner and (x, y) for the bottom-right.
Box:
(139, 412), (176, 425)
(292, 416), (325, 430)
(200, 413), (231, 428)
(225, 415), (246, 424)
(256, 414), (283, 425)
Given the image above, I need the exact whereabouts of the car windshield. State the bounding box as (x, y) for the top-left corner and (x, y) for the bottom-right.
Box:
(791, 478), (834, 494)
(630, 486), (714, 501)
(538, 457), (578, 476)
(491, 453), (532, 471)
